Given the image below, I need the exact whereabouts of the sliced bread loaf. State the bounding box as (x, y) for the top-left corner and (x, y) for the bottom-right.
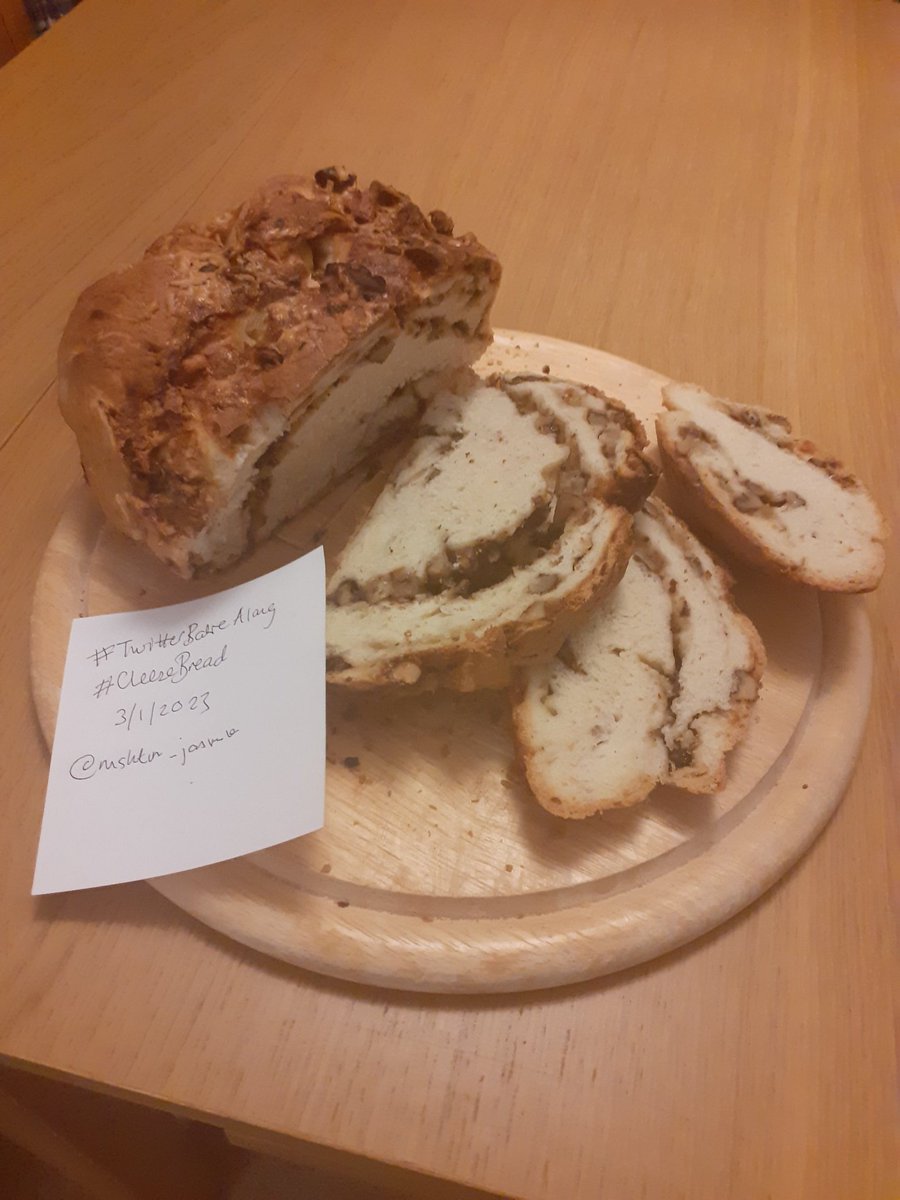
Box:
(511, 497), (765, 817)
(656, 383), (886, 592)
(325, 372), (657, 691)
(59, 171), (500, 577)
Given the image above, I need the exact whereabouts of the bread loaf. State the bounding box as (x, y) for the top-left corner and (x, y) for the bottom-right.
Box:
(326, 372), (657, 691)
(58, 170), (500, 577)
(511, 497), (765, 817)
(656, 383), (886, 592)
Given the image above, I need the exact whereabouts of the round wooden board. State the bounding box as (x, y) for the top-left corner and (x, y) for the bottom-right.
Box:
(31, 331), (873, 994)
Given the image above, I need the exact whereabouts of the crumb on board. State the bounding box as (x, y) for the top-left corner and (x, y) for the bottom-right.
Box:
(320, 863), (332, 874)
(505, 864), (514, 872)
(542, 364), (550, 374)
(343, 756), (360, 769)
(336, 900), (350, 908)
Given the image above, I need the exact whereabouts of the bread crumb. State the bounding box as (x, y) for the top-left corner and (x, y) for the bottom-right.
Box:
(343, 755), (360, 769)
(320, 863), (332, 874)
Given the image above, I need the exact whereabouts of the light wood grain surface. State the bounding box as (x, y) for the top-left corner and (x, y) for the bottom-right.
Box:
(0, 1), (896, 1197)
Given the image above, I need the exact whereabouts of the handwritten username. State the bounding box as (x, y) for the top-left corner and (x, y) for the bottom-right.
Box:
(68, 727), (240, 780)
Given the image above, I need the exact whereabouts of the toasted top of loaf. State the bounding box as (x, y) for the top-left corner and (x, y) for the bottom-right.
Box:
(58, 169), (500, 559)
(656, 383), (886, 592)
(512, 497), (765, 818)
(326, 372), (657, 691)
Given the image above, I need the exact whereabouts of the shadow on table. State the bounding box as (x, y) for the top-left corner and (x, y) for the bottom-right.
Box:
(33, 880), (187, 933)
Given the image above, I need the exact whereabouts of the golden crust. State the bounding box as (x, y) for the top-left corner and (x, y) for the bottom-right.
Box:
(58, 170), (500, 558)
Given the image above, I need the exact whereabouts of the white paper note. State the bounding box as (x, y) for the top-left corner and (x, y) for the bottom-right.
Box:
(33, 547), (326, 895)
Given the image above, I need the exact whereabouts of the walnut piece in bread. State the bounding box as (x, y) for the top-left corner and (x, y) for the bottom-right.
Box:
(512, 497), (765, 817)
(325, 372), (657, 691)
(58, 170), (500, 577)
(656, 383), (886, 592)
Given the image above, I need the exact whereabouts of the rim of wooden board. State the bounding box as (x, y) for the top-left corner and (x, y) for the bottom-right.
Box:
(30, 332), (874, 993)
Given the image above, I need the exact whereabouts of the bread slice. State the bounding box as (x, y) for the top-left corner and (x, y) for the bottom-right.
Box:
(656, 383), (886, 592)
(511, 497), (765, 817)
(325, 372), (657, 691)
(58, 170), (500, 577)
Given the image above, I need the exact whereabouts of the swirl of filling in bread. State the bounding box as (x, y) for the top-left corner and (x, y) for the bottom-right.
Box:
(325, 372), (657, 691)
(511, 497), (765, 817)
(656, 383), (886, 592)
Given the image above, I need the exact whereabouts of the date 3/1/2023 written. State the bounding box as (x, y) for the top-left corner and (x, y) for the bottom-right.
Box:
(114, 693), (210, 731)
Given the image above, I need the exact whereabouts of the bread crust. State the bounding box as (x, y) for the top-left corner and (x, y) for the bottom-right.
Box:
(58, 170), (500, 573)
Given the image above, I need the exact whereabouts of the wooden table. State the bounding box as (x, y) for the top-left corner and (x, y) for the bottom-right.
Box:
(1, 2), (896, 1197)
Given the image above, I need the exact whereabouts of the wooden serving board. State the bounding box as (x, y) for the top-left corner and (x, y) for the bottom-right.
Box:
(31, 332), (873, 994)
